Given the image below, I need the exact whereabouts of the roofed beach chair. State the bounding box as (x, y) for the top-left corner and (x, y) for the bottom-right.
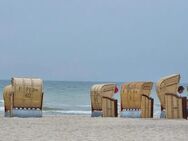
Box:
(156, 74), (187, 119)
(120, 82), (153, 118)
(90, 83), (118, 117)
(3, 77), (44, 117)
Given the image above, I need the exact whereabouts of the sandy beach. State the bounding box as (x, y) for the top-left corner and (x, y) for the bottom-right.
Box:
(0, 115), (187, 141)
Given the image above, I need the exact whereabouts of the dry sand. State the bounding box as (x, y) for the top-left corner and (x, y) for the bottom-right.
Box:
(0, 115), (188, 141)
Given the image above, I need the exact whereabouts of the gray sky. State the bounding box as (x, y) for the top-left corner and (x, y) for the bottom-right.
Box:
(0, 0), (188, 82)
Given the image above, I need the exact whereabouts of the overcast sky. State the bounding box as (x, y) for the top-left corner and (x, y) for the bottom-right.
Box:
(0, 0), (188, 82)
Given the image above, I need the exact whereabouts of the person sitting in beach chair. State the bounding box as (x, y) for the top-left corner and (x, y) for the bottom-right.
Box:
(177, 85), (187, 97)
(177, 86), (188, 114)
(90, 83), (118, 117)
(156, 74), (187, 119)
(3, 77), (44, 117)
(120, 82), (154, 118)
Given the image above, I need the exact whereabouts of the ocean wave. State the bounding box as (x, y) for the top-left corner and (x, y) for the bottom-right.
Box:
(0, 107), (4, 111)
(76, 105), (90, 108)
(153, 111), (161, 118)
(0, 100), (4, 103)
(43, 106), (64, 111)
(155, 103), (161, 107)
(44, 110), (91, 115)
(43, 104), (91, 110)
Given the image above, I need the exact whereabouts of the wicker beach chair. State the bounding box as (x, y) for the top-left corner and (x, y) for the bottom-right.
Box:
(156, 74), (187, 119)
(90, 83), (118, 117)
(3, 77), (44, 117)
(120, 82), (153, 118)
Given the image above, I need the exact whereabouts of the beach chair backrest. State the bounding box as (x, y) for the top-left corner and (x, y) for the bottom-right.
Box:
(156, 74), (180, 109)
(90, 83), (116, 111)
(12, 77), (43, 109)
(121, 82), (153, 110)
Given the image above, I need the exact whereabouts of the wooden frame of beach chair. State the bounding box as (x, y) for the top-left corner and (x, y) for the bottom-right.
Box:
(90, 83), (118, 117)
(165, 93), (187, 119)
(120, 82), (153, 118)
(3, 77), (44, 117)
(102, 96), (118, 117)
(156, 74), (187, 119)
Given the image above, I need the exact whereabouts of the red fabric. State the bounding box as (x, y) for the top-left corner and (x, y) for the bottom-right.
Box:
(114, 86), (118, 93)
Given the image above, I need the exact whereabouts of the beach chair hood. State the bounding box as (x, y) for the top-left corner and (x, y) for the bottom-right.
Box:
(156, 74), (180, 109)
(121, 82), (153, 109)
(11, 77), (43, 109)
(3, 77), (44, 117)
(90, 83), (116, 111)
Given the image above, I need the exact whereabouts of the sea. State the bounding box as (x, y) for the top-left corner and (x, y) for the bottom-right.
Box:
(0, 80), (187, 117)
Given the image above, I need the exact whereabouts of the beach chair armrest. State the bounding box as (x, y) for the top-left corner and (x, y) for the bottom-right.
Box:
(102, 96), (118, 117)
(165, 93), (187, 119)
(141, 94), (154, 118)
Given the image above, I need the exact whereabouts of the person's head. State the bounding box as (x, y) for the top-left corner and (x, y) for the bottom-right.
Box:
(114, 85), (118, 93)
(178, 86), (184, 94)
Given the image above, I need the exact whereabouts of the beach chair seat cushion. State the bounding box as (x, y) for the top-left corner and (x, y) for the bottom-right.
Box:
(91, 111), (103, 117)
(120, 110), (141, 118)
